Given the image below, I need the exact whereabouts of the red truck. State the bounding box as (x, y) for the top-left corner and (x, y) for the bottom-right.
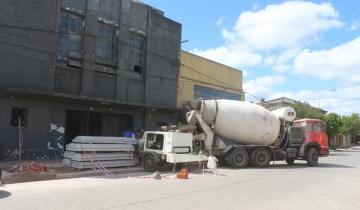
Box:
(293, 119), (329, 158)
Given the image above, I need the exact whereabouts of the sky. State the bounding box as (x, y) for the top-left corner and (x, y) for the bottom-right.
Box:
(142, 0), (360, 115)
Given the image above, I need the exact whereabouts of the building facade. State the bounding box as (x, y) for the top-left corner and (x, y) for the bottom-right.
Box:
(0, 0), (181, 160)
(259, 97), (327, 113)
(177, 51), (244, 109)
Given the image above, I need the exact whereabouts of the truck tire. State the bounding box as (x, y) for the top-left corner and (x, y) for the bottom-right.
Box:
(286, 158), (295, 165)
(251, 148), (271, 167)
(228, 148), (249, 168)
(306, 147), (319, 167)
(143, 154), (159, 172)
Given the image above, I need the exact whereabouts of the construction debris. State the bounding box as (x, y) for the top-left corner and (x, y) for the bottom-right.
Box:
(7, 162), (49, 173)
(63, 136), (138, 170)
(152, 170), (161, 179)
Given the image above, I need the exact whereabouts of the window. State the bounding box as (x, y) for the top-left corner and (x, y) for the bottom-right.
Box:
(307, 123), (314, 131)
(194, 85), (240, 100)
(314, 122), (324, 132)
(128, 33), (145, 73)
(96, 23), (115, 60)
(146, 133), (164, 150)
(61, 0), (86, 14)
(11, 108), (28, 127)
(57, 11), (83, 64)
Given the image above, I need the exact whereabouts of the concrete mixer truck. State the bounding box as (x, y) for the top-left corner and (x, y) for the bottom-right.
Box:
(141, 99), (329, 172)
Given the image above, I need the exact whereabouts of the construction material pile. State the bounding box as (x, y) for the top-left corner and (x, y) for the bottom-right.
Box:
(63, 136), (138, 169)
(6, 162), (49, 173)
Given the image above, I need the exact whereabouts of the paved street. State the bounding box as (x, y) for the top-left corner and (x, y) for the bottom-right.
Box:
(1, 149), (360, 210)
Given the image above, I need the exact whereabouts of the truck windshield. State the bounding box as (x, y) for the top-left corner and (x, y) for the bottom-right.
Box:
(146, 133), (164, 150)
(313, 122), (324, 132)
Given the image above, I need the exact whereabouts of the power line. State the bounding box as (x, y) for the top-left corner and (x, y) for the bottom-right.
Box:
(312, 99), (360, 103)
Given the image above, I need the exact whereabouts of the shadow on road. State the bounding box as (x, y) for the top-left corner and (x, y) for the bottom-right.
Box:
(332, 150), (360, 153)
(0, 190), (11, 199)
(329, 153), (351, 156)
(87, 171), (154, 180)
(317, 163), (354, 168)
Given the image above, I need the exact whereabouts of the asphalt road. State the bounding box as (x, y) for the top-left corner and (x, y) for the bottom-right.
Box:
(1, 149), (360, 210)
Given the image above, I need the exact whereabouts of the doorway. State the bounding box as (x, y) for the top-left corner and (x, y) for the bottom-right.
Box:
(65, 110), (134, 146)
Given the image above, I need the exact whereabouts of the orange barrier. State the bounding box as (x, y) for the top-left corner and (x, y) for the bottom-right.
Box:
(176, 168), (189, 179)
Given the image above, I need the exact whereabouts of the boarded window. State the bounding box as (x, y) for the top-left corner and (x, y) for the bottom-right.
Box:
(11, 108), (28, 127)
(57, 11), (83, 64)
(194, 85), (240, 101)
(128, 33), (145, 73)
(96, 23), (115, 60)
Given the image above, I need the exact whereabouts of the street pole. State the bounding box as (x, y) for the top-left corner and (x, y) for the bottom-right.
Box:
(318, 89), (336, 110)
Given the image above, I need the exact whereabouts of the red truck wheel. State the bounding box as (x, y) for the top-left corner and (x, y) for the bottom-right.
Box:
(306, 147), (319, 166)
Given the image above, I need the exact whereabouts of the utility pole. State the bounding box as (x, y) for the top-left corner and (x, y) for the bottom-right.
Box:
(318, 89), (336, 110)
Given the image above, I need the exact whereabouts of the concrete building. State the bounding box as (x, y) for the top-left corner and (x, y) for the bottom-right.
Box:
(0, 0), (181, 160)
(177, 51), (244, 109)
(259, 97), (327, 113)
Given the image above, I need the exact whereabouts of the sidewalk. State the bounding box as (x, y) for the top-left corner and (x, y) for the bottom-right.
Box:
(330, 145), (360, 152)
(0, 159), (144, 184)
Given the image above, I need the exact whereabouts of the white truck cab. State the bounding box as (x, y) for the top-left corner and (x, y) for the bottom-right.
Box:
(142, 131), (208, 172)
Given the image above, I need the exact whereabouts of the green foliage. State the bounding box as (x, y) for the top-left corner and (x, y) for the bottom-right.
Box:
(293, 102), (323, 119)
(323, 113), (343, 138)
(341, 114), (360, 137)
(289, 101), (360, 141)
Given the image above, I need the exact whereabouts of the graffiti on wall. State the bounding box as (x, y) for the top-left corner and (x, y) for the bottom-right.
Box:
(47, 123), (65, 151)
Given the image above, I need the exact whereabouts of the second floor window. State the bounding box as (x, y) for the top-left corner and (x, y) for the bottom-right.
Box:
(57, 11), (83, 63)
(96, 23), (115, 60)
(128, 33), (145, 73)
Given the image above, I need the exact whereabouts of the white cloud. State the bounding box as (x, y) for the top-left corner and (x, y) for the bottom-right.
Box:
(268, 86), (360, 115)
(192, 46), (262, 68)
(191, 1), (343, 69)
(244, 75), (287, 99)
(294, 37), (360, 80)
(234, 1), (343, 50)
(269, 48), (302, 72)
(216, 16), (226, 26)
(348, 20), (360, 31)
(348, 74), (360, 84)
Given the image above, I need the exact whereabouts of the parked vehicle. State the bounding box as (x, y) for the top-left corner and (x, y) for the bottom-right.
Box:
(141, 99), (329, 172)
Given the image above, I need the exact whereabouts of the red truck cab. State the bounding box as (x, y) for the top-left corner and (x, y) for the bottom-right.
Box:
(293, 119), (329, 156)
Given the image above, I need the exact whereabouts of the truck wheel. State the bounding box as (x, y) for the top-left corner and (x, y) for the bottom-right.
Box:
(286, 158), (295, 165)
(143, 154), (159, 172)
(306, 147), (319, 167)
(251, 148), (271, 167)
(228, 149), (249, 168)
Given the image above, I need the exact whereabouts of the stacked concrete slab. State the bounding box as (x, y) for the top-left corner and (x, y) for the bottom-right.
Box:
(63, 136), (138, 169)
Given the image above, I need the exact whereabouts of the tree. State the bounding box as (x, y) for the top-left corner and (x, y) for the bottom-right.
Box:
(341, 114), (360, 140)
(293, 102), (323, 119)
(323, 113), (343, 138)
